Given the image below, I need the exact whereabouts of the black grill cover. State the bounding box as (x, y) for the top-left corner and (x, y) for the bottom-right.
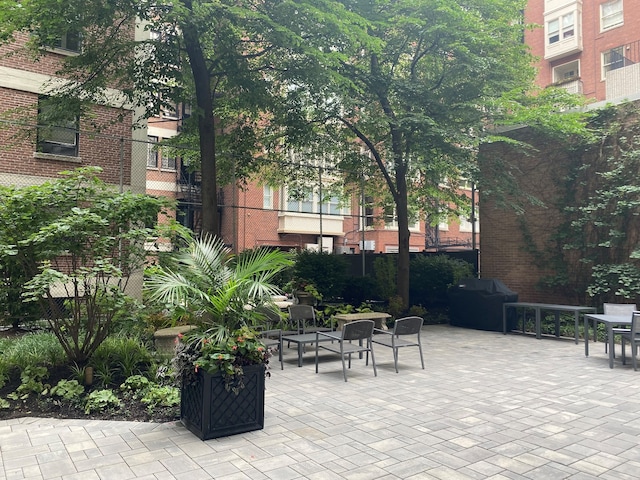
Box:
(448, 278), (518, 331)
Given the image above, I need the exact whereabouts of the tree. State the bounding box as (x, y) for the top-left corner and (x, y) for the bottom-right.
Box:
(0, 0), (370, 236)
(281, 0), (538, 306)
(0, 168), (170, 363)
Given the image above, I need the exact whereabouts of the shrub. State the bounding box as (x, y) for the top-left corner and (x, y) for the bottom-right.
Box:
(341, 276), (377, 304)
(409, 255), (474, 306)
(50, 379), (84, 402)
(293, 250), (347, 300)
(90, 336), (153, 387)
(84, 389), (121, 414)
(373, 256), (396, 301)
(0, 332), (65, 377)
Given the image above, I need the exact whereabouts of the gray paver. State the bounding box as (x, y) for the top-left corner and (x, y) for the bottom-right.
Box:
(3, 325), (640, 479)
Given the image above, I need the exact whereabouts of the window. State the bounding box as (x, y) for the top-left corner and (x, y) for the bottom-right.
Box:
(161, 154), (176, 170)
(54, 31), (81, 53)
(562, 12), (574, 39)
(601, 0), (623, 31)
(37, 97), (79, 156)
(383, 205), (419, 230)
(263, 185), (274, 210)
(547, 19), (559, 44)
(147, 136), (158, 168)
(320, 196), (341, 215)
(459, 212), (479, 233)
(286, 187), (313, 213)
(553, 60), (580, 83)
(547, 13), (574, 45)
(603, 46), (627, 79)
(364, 196), (374, 228)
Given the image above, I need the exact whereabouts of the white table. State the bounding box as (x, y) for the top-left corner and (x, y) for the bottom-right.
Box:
(503, 302), (595, 343)
(583, 313), (631, 368)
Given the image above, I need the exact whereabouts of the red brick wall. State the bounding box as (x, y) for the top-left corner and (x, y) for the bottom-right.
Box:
(0, 88), (132, 185)
(479, 127), (573, 303)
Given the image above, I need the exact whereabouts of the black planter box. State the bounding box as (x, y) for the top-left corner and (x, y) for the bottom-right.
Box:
(180, 364), (265, 440)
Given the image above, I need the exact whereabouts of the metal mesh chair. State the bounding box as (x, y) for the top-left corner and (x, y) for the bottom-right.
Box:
(288, 305), (330, 334)
(315, 320), (377, 382)
(371, 316), (424, 373)
(621, 311), (640, 370)
(255, 305), (284, 370)
(603, 303), (637, 355)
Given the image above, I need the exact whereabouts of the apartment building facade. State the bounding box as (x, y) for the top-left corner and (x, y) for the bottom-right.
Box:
(0, 31), (146, 192)
(147, 149), (479, 255)
(526, 0), (640, 102)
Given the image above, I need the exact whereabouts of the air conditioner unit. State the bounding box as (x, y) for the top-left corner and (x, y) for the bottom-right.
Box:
(334, 246), (351, 254)
(304, 243), (319, 252)
(359, 240), (375, 251)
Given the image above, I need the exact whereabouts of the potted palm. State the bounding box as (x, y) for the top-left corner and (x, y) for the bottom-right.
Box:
(145, 234), (293, 440)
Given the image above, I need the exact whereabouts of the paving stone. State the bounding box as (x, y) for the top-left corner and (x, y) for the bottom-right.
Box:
(4, 326), (640, 479)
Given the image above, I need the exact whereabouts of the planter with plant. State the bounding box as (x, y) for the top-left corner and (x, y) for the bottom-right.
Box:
(145, 233), (292, 440)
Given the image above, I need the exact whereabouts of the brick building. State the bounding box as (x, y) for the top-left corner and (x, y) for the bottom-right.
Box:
(146, 134), (479, 255)
(0, 32), (146, 193)
(481, 0), (640, 302)
(525, 0), (640, 102)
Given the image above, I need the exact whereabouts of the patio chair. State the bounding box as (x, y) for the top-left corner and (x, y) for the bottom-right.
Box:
(255, 305), (284, 370)
(315, 319), (377, 382)
(620, 311), (640, 370)
(603, 303), (637, 355)
(371, 316), (424, 373)
(288, 305), (331, 334)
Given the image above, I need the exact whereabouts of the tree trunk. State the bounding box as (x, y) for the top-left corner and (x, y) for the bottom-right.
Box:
(182, 17), (218, 235)
(395, 164), (411, 309)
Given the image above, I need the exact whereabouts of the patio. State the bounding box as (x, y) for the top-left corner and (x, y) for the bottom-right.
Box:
(1, 324), (640, 479)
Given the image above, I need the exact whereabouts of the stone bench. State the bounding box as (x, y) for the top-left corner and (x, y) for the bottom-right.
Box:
(154, 325), (197, 357)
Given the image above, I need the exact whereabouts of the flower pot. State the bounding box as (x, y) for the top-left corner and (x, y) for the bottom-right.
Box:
(180, 364), (265, 440)
(295, 291), (316, 305)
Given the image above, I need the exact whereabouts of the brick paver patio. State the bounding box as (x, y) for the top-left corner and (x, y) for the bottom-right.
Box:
(2, 324), (640, 479)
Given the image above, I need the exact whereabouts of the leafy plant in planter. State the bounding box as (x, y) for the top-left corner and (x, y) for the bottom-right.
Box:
(145, 233), (293, 439)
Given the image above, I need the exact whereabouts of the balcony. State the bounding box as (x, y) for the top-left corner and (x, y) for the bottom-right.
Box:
(555, 78), (583, 95)
(606, 41), (640, 101)
(278, 212), (344, 236)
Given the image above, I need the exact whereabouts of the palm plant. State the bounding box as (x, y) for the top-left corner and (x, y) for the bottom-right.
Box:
(145, 234), (293, 345)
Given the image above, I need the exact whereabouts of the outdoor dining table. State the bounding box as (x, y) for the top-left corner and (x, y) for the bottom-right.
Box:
(502, 302), (595, 343)
(583, 313), (631, 368)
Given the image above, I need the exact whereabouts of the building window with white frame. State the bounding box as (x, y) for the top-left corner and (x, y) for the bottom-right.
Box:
(601, 0), (623, 31)
(54, 31), (81, 53)
(37, 96), (79, 157)
(263, 185), (274, 210)
(459, 212), (479, 233)
(321, 195), (341, 215)
(147, 136), (158, 168)
(286, 187), (313, 213)
(161, 153), (176, 170)
(547, 12), (574, 45)
(383, 205), (419, 230)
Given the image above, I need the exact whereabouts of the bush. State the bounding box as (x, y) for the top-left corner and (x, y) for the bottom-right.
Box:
(342, 276), (377, 304)
(293, 250), (347, 300)
(90, 336), (153, 387)
(373, 256), (396, 301)
(409, 255), (474, 306)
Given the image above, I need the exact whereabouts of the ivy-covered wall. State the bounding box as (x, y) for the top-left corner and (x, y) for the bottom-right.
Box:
(480, 102), (640, 308)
